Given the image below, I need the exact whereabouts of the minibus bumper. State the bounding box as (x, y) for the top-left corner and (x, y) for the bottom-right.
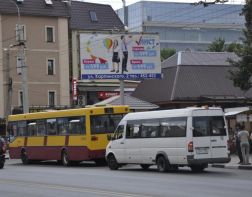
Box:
(187, 154), (231, 164)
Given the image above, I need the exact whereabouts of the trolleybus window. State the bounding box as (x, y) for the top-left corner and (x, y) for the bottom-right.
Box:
(47, 119), (57, 135)
(27, 122), (37, 136)
(69, 117), (85, 134)
(91, 114), (123, 134)
(18, 121), (27, 136)
(37, 120), (46, 136)
(57, 118), (68, 135)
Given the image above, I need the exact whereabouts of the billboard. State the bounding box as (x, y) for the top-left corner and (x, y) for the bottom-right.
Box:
(80, 33), (161, 80)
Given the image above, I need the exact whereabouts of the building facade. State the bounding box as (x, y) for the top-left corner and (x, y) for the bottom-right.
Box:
(117, 1), (244, 51)
(0, 0), (70, 119)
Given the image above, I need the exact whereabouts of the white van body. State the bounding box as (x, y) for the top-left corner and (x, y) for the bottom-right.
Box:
(106, 107), (230, 172)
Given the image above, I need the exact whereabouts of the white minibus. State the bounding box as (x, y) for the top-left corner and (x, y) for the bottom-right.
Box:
(106, 107), (230, 172)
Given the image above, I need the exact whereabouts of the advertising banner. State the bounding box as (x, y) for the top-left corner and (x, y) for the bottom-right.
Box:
(80, 33), (161, 80)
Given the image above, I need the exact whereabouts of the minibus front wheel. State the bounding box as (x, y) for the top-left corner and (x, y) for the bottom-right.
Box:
(107, 154), (119, 170)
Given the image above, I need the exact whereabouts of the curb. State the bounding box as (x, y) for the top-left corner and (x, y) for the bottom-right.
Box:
(210, 164), (252, 170)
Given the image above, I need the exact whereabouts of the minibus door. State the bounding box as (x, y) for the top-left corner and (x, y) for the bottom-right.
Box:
(110, 124), (127, 163)
(124, 123), (142, 164)
(210, 116), (228, 159)
(192, 117), (211, 159)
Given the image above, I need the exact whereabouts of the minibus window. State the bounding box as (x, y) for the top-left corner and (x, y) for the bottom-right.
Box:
(126, 124), (140, 138)
(160, 117), (186, 137)
(113, 125), (124, 140)
(193, 117), (210, 137)
(210, 116), (226, 136)
(141, 122), (159, 138)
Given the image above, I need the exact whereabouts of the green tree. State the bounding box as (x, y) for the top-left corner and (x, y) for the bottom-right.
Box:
(161, 48), (176, 61)
(226, 42), (243, 54)
(229, 0), (252, 91)
(207, 37), (226, 52)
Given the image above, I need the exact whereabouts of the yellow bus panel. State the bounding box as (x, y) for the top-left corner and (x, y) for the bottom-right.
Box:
(68, 136), (87, 146)
(9, 137), (25, 148)
(27, 137), (44, 146)
(47, 136), (65, 146)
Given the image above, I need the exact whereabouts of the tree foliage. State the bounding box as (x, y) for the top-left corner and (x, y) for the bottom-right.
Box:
(161, 48), (176, 61)
(229, 0), (252, 91)
(207, 37), (226, 52)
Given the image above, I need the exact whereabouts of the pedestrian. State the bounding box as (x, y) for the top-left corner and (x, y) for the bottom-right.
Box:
(234, 123), (243, 164)
(120, 35), (128, 73)
(238, 124), (250, 165)
(111, 39), (120, 73)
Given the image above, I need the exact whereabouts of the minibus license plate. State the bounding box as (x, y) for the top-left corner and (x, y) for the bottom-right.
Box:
(196, 147), (208, 154)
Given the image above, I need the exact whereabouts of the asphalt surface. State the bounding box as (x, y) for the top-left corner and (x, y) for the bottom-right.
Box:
(0, 159), (252, 197)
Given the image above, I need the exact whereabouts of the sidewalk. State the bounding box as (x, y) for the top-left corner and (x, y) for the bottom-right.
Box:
(210, 154), (252, 170)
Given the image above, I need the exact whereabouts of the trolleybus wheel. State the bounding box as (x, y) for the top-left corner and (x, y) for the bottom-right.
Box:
(21, 150), (30, 165)
(61, 150), (70, 166)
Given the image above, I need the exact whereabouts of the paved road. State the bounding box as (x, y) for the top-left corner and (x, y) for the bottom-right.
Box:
(0, 159), (252, 197)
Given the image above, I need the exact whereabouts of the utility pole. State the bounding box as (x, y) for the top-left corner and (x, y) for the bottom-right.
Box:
(9, 0), (29, 113)
(120, 0), (126, 105)
(4, 48), (12, 116)
(19, 39), (29, 113)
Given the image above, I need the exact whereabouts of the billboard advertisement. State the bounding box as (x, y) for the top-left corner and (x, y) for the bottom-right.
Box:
(80, 33), (161, 80)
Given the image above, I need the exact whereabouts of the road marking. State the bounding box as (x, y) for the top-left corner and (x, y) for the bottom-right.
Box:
(0, 179), (154, 197)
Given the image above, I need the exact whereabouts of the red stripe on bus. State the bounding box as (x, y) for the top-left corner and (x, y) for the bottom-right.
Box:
(9, 146), (105, 161)
(44, 136), (47, 146)
(65, 135), (69, 146)
(24, 137), (28, 146)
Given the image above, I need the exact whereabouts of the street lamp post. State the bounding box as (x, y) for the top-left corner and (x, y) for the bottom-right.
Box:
(8, 0), (29, 113)
(120, 0), (127, 105)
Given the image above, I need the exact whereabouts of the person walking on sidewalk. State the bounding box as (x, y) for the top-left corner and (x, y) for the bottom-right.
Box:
(235, 124), (243, 164)
(238, 124), (250, 165)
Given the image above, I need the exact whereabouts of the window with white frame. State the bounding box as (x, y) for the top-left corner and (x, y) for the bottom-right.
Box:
(16, 24), (26, 41)
(45, 26), (55, 43)
(18, 90), (23, 107)
(47, 59), (55, 75)
(48, 91), (56, 107)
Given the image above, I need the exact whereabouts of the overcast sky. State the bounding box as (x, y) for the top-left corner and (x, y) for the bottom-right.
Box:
(79, 0), (245, 10)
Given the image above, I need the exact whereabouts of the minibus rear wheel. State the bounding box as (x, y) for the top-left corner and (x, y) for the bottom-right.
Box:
(156, 156), (169, 172)
(107, 154), (119, 170)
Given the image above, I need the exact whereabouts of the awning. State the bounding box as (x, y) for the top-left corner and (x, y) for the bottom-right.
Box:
(225, 110), (248, 116)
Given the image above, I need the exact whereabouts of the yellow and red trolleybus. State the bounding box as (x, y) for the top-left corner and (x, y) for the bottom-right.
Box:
(8, 105), (129, 166)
